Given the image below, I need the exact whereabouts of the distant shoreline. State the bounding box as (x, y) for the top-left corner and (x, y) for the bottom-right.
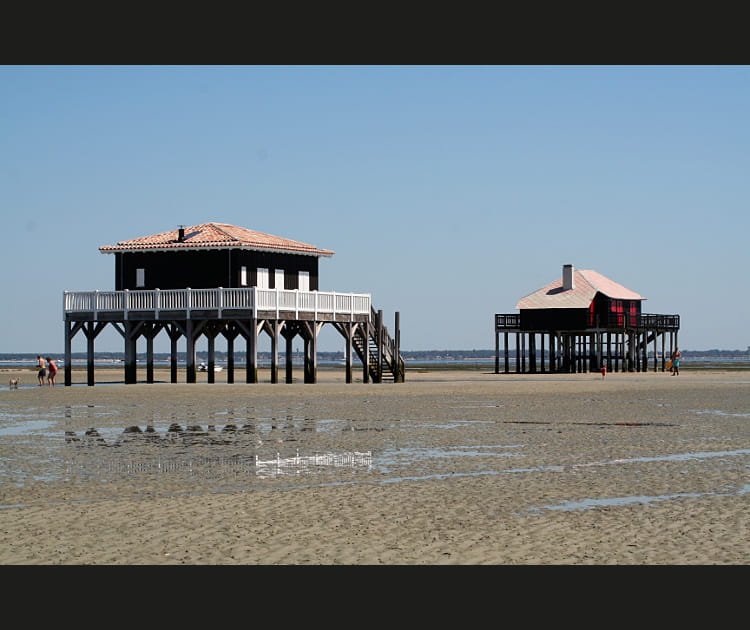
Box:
(2, 349), (749, 362)
(4, 360), (750, 370)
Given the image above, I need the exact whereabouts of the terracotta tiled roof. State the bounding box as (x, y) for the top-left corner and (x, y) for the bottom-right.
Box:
(515, 268), (645, 310)
(99, 222), (334, 257)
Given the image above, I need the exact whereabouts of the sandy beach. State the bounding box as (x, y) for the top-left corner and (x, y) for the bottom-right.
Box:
(0, 365), (748, 565)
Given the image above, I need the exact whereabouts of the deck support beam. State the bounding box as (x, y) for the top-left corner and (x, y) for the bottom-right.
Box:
(167, 322), (185, 383)
(64, 321), (84, 386)
(62, 310), (402, 386)
(222, 322), (240, 384)
(494, 317), (680, 376)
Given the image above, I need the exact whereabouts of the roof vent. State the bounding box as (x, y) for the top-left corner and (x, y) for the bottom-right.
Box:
(562, 264), (575, 290)
(177, 226), (185, 242)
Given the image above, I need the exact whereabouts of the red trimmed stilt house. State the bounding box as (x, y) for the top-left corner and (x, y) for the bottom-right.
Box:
(63, 222), (404, 386)
(494, 264), (680, 373)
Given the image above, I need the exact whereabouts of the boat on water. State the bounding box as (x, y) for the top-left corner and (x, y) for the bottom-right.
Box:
(198, 363), (223, 373)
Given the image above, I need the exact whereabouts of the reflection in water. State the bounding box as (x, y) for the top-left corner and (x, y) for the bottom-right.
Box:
(66, 423), (265, 447)
(2, 398), (748, 514)
(255, 451), (372, 479)
(61, 423), (372, 481)
(64, 453), (257, 479)
(62, 449), (372, 480)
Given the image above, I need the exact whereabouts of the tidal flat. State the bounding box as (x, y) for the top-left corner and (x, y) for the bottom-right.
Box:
(0, 367), (748, 564)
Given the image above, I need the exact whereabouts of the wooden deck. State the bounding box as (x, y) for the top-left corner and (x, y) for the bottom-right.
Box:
(495, 313), (680, 332)
(63, 288), (404, 386)
(64, 287), (372, 322)
(493, 312), (680, 374)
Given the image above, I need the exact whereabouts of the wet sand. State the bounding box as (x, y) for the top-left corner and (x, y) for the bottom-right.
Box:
(0, 366), (748, 564)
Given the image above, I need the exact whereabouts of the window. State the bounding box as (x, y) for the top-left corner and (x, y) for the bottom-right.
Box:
(136, 268), (145, 288)
(240, 266), (247, 287)
(628, 302), (638, 327)
(275, 269), (284, 290)
(298, 270), (310, 291)
(257, 267), (269, 289)
(610, 300), (624, 327)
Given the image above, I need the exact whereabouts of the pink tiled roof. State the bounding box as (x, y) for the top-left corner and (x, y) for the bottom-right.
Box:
(99, 222), (334, 257)
(515, 268), (645, 310)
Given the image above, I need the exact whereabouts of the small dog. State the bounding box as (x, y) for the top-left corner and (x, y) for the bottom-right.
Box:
(9, 377), (19, 390)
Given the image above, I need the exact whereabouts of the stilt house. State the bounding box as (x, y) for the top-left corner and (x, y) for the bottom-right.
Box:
(494, 264), (680, 373)
(63, 222), (404, 386)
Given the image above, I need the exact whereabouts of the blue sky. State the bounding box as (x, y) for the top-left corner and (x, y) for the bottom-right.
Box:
(2, 65), (749, 355)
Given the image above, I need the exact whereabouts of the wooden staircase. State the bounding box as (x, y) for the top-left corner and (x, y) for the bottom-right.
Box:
(351, 307), (405, 383)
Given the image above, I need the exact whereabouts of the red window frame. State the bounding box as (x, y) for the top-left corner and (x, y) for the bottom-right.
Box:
(610, 300), (624, 326)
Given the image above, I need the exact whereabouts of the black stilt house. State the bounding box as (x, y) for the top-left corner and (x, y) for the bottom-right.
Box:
(494, 264), (680, 374)
(63, 222), (404, 386)
(108, 223), (327, 292)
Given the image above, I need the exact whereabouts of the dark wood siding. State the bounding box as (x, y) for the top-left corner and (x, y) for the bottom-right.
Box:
(115, 250), (320, 291)
(519, 294), (644, 331)
(592, 293), (610, 327)
(520, 308), (589, 330)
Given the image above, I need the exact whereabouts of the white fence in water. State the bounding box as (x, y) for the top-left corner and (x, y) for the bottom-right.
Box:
(63, 287), (372, 320)
(63, 449), (373, 480)
(255, 450), (373, 478)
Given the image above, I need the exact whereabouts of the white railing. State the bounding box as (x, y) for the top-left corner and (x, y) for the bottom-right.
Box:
(63, 287), (371, 320)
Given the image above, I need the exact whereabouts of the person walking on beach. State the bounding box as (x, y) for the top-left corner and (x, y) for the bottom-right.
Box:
(671, 348), (681, 376)
(46, 357), (58, 386)
(36, 355), (46, 386)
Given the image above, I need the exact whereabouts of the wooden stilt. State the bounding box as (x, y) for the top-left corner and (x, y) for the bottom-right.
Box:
(64, 321), (84, 386)
(223, 322), (239, 384)
(394, 312), (402, 382)
(301, 321), (321, 384)
(284, 324), (295, 384)
(123, 322), (139, 385)
(495, 328), (500, 374)
(165, 323), (183, 383)
(146, 327), (154, 383)
(376, 310), (384, 383)
(185, 320), (196, 383)
(64, 321), (72, 387)
(227, 335), (234, 383)
(269, 320), (283, 384)
(345, 322), (354, 383)
(247, 320), (258, 383)
(310, 323), (321, 383)
(362, 322), (370, 383)
(302, 325), (311, 383)
(207, 330), (216, 384)
(143, 323), (163, 384)
(606, 332), (611, 373)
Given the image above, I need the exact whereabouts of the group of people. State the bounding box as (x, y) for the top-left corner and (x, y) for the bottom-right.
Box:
(36, 355), (58, 386)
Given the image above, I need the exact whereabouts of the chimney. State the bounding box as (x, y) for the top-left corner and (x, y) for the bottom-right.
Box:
(562, 264), (575, 290)
(178, 226), (185, 242)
